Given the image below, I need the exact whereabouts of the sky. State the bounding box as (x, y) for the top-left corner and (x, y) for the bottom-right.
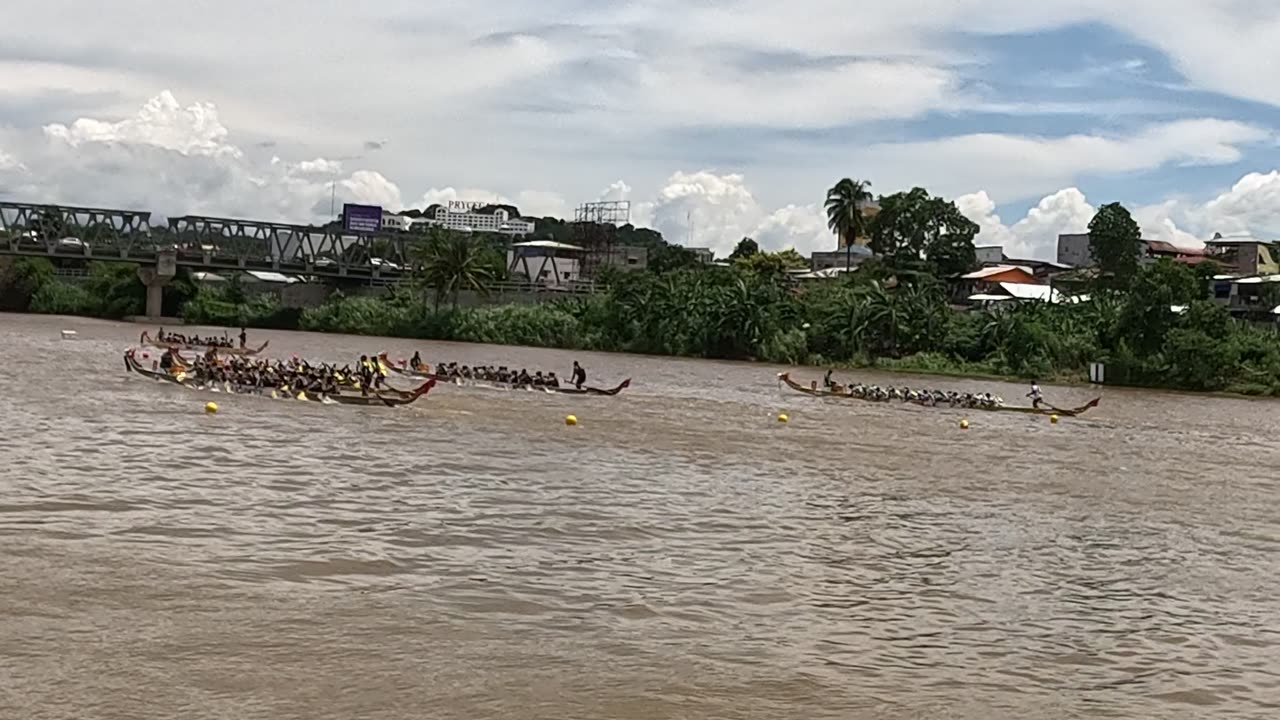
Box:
(4, 1), (1280, 260)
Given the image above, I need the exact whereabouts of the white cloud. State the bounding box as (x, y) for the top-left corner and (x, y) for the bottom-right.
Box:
(7, 91), (1280, 272)
(854, 119), (1268, 203)
(632, 171), (833, 257)
(957, 188), (1096, 259)
(635, 59), (960, 128)
(958, 172), (1280, 260)
(4, 1), (1280, 218)
(42, 91), (238, 157)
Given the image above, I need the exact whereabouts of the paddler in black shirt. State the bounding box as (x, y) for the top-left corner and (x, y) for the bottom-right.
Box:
(571, 361), (586, 389)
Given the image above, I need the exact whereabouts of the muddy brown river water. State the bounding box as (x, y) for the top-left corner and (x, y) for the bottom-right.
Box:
(1, 313), (1278, 719)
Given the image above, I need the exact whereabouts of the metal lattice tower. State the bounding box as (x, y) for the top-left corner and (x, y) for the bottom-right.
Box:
(574, 201), (630, 278)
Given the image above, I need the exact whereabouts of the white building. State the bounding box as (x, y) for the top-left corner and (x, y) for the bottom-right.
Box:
(506, 240), (583, 285)
(430, 206), (534, 236)
(381, 213), (412, 232)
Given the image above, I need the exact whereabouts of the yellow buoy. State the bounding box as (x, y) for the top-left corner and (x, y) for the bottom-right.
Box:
(204, 401), (218, 414)
(565, 414), (577, 426)
(777, 412), (789, 423)
(1050, 414), (1059, 424)
(959, 419), (969, 429)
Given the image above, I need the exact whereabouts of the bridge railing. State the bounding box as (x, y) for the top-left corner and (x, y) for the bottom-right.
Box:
(1, 201), (417, 280)
(2, 202), (612, 293)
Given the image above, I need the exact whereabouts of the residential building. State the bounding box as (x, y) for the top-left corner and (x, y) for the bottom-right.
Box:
(1204, 235), (1280, 276)
(1057, 232), (1207, 268)
(689, 247), (714, 264)
(976, 246), (1072, 280)
(811, 245), (873, 271)
(836, 199), (880, 248)
(956, 265), (1041, 303)
(427, 206), (535, 236)
(961, 265), (1040, 285)
(1056, 233), (1094, 267)
(974, 244), (1004, 265)
(600, 245), (648, 271)
(1145, 240), (1208, 264)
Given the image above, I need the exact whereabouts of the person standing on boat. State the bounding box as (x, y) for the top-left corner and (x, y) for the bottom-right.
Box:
(571, 361), (587, 390)
(238, 327), (247, 348)
(1027, 381), (1043, 408)
(824, 368), (834, 388)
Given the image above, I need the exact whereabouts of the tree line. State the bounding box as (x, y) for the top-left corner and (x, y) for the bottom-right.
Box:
(3, 177), (1279, 394)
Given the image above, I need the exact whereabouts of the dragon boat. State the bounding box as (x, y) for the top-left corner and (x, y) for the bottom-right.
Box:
(777, 372), (1099, 417)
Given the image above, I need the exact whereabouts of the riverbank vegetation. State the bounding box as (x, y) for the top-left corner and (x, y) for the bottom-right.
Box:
(5, 181), (1280, 395)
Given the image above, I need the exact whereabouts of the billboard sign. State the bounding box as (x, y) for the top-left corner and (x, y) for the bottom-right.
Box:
(343, 203), (382, 234)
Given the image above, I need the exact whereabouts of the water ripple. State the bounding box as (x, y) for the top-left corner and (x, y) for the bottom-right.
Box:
(1, 315), (1279, 719)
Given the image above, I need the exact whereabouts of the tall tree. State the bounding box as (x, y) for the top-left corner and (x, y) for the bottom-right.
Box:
(729, 237), (759, 260)
(825, 178), (873, 247)
(1088, 202), (1142, 289)
(412, 230), (496, 310)
(866, 187), (978, 277)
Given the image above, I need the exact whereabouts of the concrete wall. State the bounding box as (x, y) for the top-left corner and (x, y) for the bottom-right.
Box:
(1057, 233), (1092, 267)
(975, 245), (1004, 264)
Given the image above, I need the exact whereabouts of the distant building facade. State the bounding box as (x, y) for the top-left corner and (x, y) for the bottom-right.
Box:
(415, 206), (535, 236)
(974, 244), (1004, 265)
(381, 213), (412, 232)
(1057, 232), (1210, 269)
(836, 199), (881, 249)
(1204, 236), (1279, 276)
(811, 245), (874, 271)
(599, 245), (648, 271)
(1056, 233), (1093, 267)
(689, 247), (714, 264)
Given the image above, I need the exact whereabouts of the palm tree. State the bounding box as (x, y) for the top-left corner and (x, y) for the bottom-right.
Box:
(825, 178), (874, 272)
(412, 230), (495, 310)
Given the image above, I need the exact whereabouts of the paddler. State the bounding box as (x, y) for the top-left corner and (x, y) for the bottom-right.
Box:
(824, 368), (834, 388)
(238, 327), (247, 348)
(410, 351), (424, 372)
(159, 347), (175, 372)
(571, 361), (587, 390)
(1027, 380), (1043, 408)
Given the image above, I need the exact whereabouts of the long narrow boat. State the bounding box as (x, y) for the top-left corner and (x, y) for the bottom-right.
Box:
(124, 350), (435, 407)
(379, 353), (632, 396)
(777, 372), (1100, 417)
(140, 330), (269, 357)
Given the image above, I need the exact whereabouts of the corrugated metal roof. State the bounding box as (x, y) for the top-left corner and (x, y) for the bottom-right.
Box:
(244, 270), (298, 284)
(999, 282), (1054, 301)
(511, 240), (584, 251)
(961, 265), (1035, 280)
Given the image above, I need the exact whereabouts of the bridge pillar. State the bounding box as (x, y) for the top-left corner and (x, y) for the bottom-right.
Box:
(136, 250), (177, 320)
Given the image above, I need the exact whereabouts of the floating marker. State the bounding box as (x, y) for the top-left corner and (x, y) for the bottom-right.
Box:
(205, 401), (218, 414)
(565, 414), (578, 426)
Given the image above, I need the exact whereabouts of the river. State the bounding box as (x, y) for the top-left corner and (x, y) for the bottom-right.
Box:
(1, 313), (1278, 719)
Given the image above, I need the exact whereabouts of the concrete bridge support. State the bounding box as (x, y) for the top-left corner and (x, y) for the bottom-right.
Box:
(136, 249), (177, 320)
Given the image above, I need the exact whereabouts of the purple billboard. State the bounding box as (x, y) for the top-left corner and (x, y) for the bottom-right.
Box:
(343, 203), (382, 234)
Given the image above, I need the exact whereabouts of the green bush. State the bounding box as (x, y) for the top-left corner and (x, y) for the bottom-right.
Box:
(29, 281), (98, 315)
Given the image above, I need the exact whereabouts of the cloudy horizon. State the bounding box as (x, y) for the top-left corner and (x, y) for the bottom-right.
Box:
(5, 1), (1280, 259)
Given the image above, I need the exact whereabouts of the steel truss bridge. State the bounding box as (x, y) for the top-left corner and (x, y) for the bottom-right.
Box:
(0, 201), (413, 281)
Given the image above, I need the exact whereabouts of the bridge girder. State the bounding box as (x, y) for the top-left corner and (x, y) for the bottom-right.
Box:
(0, 201), (416, 280)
